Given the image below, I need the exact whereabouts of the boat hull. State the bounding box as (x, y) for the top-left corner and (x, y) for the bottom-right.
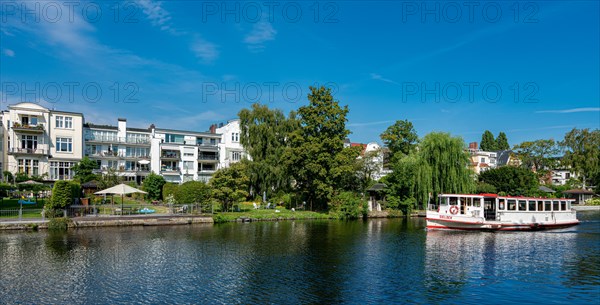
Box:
(426, 217), (579, 231)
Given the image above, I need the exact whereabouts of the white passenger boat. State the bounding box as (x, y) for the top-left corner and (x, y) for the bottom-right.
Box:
(426, 193), (579, 231)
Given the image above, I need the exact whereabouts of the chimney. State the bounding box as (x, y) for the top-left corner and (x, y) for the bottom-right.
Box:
(469, 142), (478, 150)
(209, 124), (216, 134)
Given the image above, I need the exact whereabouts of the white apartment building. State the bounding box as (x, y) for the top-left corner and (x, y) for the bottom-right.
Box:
(214, 119), (248, 169)
(1, 102), (84, 181)
(151, 128), (220, 183)
(84, 119), (152, 185)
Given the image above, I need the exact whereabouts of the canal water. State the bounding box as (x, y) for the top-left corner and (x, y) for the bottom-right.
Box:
(1, 212), (599, 304)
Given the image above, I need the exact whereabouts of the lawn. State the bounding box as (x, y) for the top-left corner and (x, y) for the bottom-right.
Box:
(214, 202), (331, 222)
(0, 198), (46, 209)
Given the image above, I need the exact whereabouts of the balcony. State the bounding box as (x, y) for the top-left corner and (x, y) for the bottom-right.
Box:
(160, 166), (181, 175)
(161, 152), (180, 160)
(87, 151), (123, 158)
(85, 136), (150, 145)
(8, 147), (49, 155)
(12, 123), (45, 133)
(198, 154), (219, 161)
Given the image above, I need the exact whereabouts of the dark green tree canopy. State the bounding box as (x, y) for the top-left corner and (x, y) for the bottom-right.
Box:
(380, 120), (418, 157)
(513, 139), (559, 172)
(210, 162), (250, 211)
(560, 128), (600, 189)
(495, 132), (510, 150)
(480, 130), (497, 151)
(479, 166), (538, 196)
(71, 157), (99, 183)
(175, 181), (211, 204)
(143, 173), (166, 200)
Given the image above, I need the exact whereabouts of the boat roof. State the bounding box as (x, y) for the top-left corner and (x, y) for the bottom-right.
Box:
(439, 193), (574, 201)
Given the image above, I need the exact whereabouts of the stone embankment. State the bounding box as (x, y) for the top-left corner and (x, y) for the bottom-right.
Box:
(0, 215), (213, 230)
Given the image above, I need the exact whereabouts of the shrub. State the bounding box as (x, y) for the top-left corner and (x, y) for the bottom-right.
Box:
(586, 198), (600, 206)
(47, 181), (80, 209)
(143, 173), (166, 200)
(175, 181), (211, 204)
(48, 217), (71, 231)
(162, 183), (179, 201)
(329, 191), (365, 219)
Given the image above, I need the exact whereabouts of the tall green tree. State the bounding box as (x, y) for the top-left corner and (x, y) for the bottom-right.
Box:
(285, 86), (350, 210)
(175, 181), (211, 204)
(380, 119), (418, 160)
(142, 173), (166, 200)
(513, 139), (559, 173)
(238, 103), (299, 197)
(71, 157), (99, 183)
(480, 130), (497, 151)
(419, 132), (475, 205)
(479, 166), (538, 196)
(495, 132), (510, 150)
(560, 128), (600, 189)
(210, 162), (250, 211)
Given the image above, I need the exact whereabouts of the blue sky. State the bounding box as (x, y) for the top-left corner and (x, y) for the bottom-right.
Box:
(1, 1), (598, 146)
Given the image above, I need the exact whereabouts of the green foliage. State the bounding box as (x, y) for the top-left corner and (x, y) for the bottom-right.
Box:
(479, 166), (538, 196)
(71, 157), (99, 183)
(47, 181), (80, 209)
(0, 182), (13, 197)
(496, 132), (510, 150)
(175, 181), (211, 204)
(47, 217), (71, 231)
(97, 169), (122, 189)
(239, 103), (299, 196)
(143, 173), (166, 200)
(475, 182), (497, 194)
(285, 86), (350, 210)
(380, 119), (418, 158)
(332, 146), (363, 192)
(561, 128), (600, 189)
(586, 198), (600, 206)
(162, 183), (179, 201)
(513, 139), (559, 173)
(329, 191), (365, 219)
(210, 162), (250, 211)
(480, 130), (497, 151)
(3, 171), (13, 184)
(15, 172), (30, 183)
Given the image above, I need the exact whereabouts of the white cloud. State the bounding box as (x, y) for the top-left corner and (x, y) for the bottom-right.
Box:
(3, 49), (15, 57)
(135, 0), (172, 28)
(244, 19), (277, 51)
(370, 73), (398, 85)
(535, 107), (600, 114)
(191, 37), (219, 63)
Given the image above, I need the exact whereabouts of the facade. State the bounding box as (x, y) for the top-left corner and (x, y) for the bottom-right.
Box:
(84, 119), (152, 185)
(345, 140), (389, 181)
(214, 119), (248, 169)
(1, 102), (223, 184)
(1, 102), (84, 181)
(152, 128), (220, 183)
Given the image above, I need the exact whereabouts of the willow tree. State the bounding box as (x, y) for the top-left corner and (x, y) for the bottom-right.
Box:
(560, 128), (600, 189)
(419, 132), (475, 204)
(238, 103), (299, 198)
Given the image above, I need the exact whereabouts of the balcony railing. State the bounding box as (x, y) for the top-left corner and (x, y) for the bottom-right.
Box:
(198, 143), (218, 147)
(198, 154), (219, 160)
(161, 167), (181, 174)
(12, 123), (45, 133)
(161, 153), (180, 159)
(8, 147), (49, 155)
(85, 135), (150, 145)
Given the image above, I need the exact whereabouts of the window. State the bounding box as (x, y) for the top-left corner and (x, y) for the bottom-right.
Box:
(65, 117), (72, 128)
(507, 199), (516, 211)
(449, 197), (458, 205)
(126, 147), (149, 157)
(165, 134), (184, 143)
(126, 133), (149, 144)
(56, 137), (72, 152)
(50, 161), (74, 180)
(18, 159), (39, 176)
(528, 200), (536, 211)
(197, 138), (203, 145)
(232, 132), (239, 142)
(480, 157), (485, 163)
(498, 199), (505, 210)
(518, 200), (527, 211)
(473, 198), (481, 207)
(55, 116), (72, 128)
(544, 201), (552, 211)
(21, 135), (38, 150)
(210, 138), (217, 145)
(232, 151), (241, 161)
(553, 201), (559, 211)
(565, 173), (571, 179)
(560, 201), (566, 211)
(183, 161), (194, 171)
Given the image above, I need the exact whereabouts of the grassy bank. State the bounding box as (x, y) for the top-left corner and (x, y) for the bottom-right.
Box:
(214, 202), (331, 223)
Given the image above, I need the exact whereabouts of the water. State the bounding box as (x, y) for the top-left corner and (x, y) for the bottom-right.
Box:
(1, 212), (599, 304)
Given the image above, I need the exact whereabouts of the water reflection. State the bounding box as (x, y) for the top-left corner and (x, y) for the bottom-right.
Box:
(0, 215), (598, 304)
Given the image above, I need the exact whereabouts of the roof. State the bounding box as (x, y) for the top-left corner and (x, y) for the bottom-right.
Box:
(367, 183), (387, 191)
(538, 185), (556, 193)
(563, 189), (595, 195)
(155, 128), (221, 137)
(496, 150), (514, 166)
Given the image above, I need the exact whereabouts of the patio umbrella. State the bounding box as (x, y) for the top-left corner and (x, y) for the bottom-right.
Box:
(95, 184), (147, 215)
(18, 180), (43, 185)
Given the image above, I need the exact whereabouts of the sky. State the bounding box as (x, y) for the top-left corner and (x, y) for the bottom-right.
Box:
(1, 0), (599, 146)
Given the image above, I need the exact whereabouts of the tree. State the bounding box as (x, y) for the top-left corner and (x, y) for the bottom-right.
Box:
(479, 166), (538, 196)
(3, 171), (13, 184)
(332, 146), (363, 192)
(381, 151), (430, 213)
(513, 139), (559, 173)
(162, 183), (179, 201)
(480, 130), (497, 151)
(71, 157), (99, 183)
(560, 128), (600, 189)
(495, 132), (510, 150)
(380, 119), (418, 160)
(210, 162), (250, 211)
(238, 103), (299, 197)
(175, 181), (211, 204)
(47, 181), (80, 209)
(142, 173), (166, 200)
(285, 86), (350, 210)
(97, 169), (122, 189)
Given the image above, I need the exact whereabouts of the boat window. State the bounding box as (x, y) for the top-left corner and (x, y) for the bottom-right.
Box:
(553, 201), (559, 211)
(466, 197), (472, 206)
(560, 201), (566, 211)
(538, 200), (544, 211)
(567, 201), (571, 210)
(439, 197), (448, 206)
(498, 199), (505, 210)
(518, 200), (527, 211)
(474, 198), (481, 207)
(528, 200), (536, 211)
(508, 199), (516, 211)
(545, 201), (552, 211)
(449, 197), (458, 205)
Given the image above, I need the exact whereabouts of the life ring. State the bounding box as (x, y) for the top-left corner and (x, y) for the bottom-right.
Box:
(449, 205), (459, 215)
